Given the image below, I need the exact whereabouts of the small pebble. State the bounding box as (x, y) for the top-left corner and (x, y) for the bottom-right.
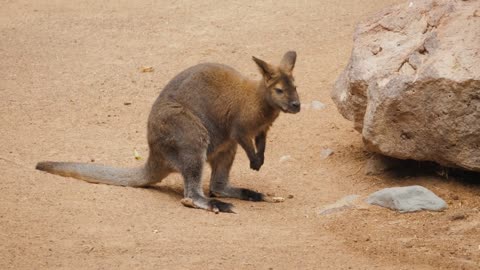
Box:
(271, 197), (285, 203)
(279, 155), (292, 163)
(320, 148), (334, 159)
(287, 194), (294, 199)
(311, 100), (326, 110)
(449, 213), (467, 221)
(140, 66), (154, 73)
(134, 149), (142, 160)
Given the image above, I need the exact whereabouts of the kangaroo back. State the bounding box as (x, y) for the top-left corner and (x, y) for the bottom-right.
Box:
(36, 161), (149, 187)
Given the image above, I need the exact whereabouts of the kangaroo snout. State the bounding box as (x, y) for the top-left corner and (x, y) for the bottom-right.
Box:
(288, 100), (301, 113)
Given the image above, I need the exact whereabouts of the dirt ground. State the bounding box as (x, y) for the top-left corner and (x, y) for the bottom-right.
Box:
(1, 0), (479, 269)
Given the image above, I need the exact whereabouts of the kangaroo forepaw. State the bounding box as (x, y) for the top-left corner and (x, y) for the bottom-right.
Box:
(249, 157), (263, 171)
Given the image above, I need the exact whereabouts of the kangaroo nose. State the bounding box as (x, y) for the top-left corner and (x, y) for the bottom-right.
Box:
(290, 101), (300, 108)
(289, 101), (301, 113)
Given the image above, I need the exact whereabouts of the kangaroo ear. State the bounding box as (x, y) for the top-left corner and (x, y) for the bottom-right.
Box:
(280, 51), (296, 73)
(252, 56), (276, 83)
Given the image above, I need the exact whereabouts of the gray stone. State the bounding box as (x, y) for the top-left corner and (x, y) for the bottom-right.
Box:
(332, 0), (480, 172)
(366, 185), (447, 213)
(319, 194), (360, 215)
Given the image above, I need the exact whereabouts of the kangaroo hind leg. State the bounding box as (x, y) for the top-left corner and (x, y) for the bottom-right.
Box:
(150, 104), (234, 213)
(178, 153), (234, 213)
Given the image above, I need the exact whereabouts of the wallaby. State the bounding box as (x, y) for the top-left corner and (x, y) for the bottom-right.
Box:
(36, 51), (300, 213)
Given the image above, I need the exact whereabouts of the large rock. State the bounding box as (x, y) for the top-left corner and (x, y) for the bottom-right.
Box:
(332, 0), (480, 172)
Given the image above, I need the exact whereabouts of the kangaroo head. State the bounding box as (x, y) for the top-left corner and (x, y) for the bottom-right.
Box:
(252, 51), (300, 114)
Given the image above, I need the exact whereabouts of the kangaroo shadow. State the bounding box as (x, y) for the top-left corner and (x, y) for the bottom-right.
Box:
(143, 184), (184, 200)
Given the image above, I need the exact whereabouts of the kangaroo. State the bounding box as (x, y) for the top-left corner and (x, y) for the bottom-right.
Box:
(36, 51), (300, 213)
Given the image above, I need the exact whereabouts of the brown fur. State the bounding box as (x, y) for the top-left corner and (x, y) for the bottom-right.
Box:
(36, 51), (300, 213)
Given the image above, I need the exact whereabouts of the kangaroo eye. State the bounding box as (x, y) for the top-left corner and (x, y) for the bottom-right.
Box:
(275, 88), (284, 94)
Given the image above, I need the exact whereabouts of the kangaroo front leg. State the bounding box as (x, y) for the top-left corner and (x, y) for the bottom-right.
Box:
(237, 135), (263, 171)
(255, 131), (266, 166)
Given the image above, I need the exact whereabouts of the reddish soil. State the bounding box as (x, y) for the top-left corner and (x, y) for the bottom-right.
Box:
(1, 0), (479, 269)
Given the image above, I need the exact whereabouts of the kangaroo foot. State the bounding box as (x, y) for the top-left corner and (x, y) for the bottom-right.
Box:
(180, 197), (235, 214)
(210, 187), (284, 203)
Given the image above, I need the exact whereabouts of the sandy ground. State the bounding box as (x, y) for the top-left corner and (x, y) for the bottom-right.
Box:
(1, 0), (479, 269)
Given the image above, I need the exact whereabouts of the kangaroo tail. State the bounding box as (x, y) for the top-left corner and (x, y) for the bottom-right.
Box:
(35, 161), (150, 187)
